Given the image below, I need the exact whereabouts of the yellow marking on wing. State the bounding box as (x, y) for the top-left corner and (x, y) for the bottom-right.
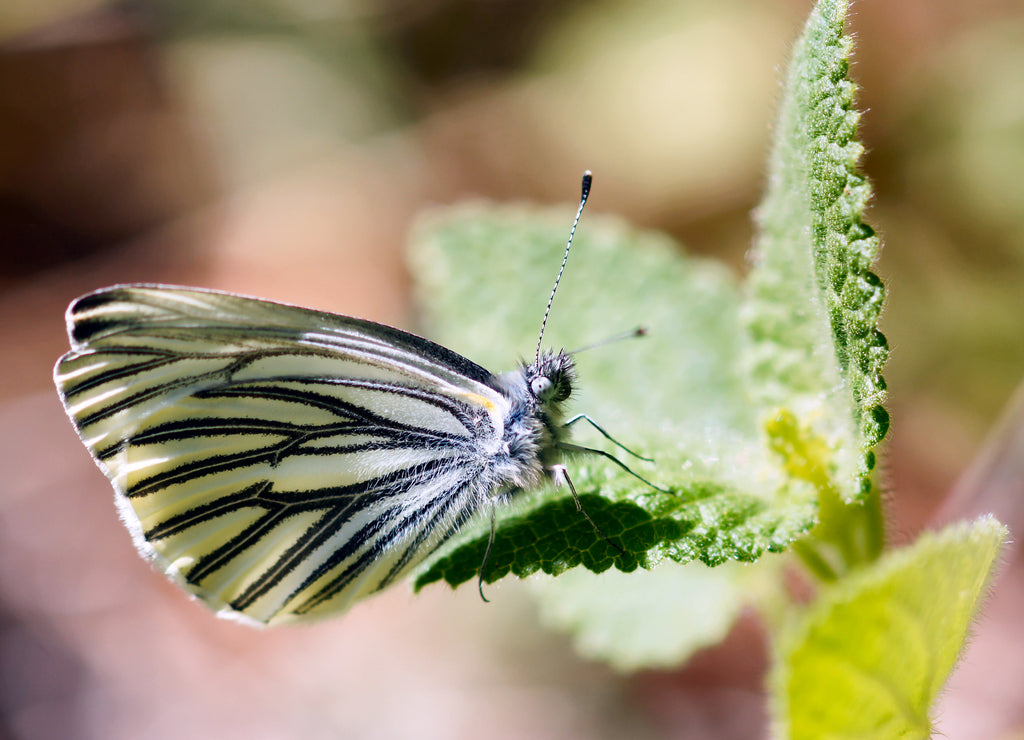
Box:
(460, 392), (496, 411)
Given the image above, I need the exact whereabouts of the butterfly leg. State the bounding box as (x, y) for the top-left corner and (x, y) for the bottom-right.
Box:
(478, 501), (498, 603)
(550, 464), (625, 556)
(478, 488), (523, 603)
(563, 414), (654, 462)
(556, 442), (670, 494)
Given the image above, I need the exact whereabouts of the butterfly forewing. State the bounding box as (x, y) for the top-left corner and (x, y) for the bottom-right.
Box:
(55, 286), (509, 625)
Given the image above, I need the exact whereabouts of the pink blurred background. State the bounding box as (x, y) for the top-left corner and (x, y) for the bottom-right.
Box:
(2, 0), (1023, 737)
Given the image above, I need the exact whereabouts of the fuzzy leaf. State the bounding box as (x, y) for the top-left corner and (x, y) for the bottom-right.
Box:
(530, 562), (747, 672)
(743, 0), (888, 504)
(771, 517), (1007, 739)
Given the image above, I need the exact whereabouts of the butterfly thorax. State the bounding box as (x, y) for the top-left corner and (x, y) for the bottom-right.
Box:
(490, 350), (576, 495)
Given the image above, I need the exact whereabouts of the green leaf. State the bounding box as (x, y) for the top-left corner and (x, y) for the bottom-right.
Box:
(530, 562), (748, 672)
(409, 208), (817, 591)
(743, 0), (889, 505)
(771, 517), (1007, 739)
(767, 410), (884, 579)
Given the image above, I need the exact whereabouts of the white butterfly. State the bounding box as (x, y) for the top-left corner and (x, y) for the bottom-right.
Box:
(54, 173), (651, 625)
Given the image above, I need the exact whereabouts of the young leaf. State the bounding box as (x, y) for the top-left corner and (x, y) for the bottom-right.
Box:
(409, 208), (817, 590)
(771, 516), (1007, 739)
(743, 0), (888, 505)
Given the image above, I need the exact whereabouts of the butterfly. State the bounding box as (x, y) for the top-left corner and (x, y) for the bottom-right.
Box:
(54, 172), (654, 626)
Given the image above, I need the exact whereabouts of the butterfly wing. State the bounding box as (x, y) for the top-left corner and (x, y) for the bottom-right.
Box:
(55, 285), (509, 625)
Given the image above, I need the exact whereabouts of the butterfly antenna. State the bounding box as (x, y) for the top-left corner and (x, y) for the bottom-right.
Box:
(536, 170), (593, 364)
(568, 326), (648, 355)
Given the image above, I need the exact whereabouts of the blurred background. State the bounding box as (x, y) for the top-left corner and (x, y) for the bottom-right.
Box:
(1, 0), (1023, 737)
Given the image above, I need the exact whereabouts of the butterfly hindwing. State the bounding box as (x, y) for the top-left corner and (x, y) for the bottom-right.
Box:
(55, 285), (509, 625)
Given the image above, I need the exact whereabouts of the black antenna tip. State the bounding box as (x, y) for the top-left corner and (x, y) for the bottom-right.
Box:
(535, 170), (593, 362)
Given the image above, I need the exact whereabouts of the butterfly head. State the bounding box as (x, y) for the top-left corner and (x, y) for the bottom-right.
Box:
(527, 350), (575, 404)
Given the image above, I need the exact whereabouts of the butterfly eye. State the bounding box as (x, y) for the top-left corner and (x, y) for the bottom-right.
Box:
(531, 375), (553, 399)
